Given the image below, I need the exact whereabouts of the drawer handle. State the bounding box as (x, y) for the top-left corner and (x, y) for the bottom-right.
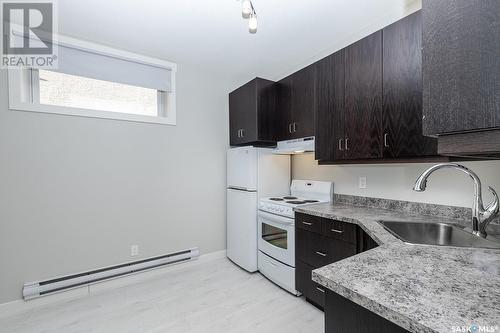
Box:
(315, 251), (327, 257)
(330, 228), (344, 234)
(302, 221), (313, 226)
(316, 287), (325, 293)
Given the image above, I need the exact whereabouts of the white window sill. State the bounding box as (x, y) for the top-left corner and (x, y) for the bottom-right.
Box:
(9, 102), (176, 126)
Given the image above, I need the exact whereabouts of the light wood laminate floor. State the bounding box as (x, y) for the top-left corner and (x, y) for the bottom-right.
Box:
(0, 257), (324, 333)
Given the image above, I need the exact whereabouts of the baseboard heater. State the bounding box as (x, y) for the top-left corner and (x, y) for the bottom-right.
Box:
(23, 247), (199, 300)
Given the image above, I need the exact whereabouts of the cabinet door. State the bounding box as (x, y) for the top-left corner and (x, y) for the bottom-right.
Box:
(291, 65), (316, 139)
(383, 11), (437, 158)
(296, 260), (326, 308)
(276, 76), (294, 141)
(422, 0), (500, 135)
(256, 80), (277, 142)
(344, 31), (383, 160)
(325, 291), (411, 333)
(296, 228), (329, 268)
(324, 239), (357, 263)
(229, 80), (257, 145)
(315, 50), (345, 161)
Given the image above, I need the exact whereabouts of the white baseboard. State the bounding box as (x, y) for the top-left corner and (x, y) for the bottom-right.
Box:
(0, 249), (227, 318)
(0, 286), (89, 319)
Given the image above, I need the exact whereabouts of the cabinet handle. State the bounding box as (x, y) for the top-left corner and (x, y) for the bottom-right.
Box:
(288, 124), (293, 133)
(384, 133), (389, 148)
(330, 228), (344, 234)
(293, 122), (297, 133)
(240, 129), (245, 138)
(316, 287), (325, 293)
(237, 129), (241, 138)
(345, 137), (349, 150)
(315, 251), (327, 257)
(338, 139), (343, 151)
(302, 221), (313, 226)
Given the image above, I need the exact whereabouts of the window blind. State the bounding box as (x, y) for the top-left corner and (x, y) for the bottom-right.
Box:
(54, 44), (172, 91)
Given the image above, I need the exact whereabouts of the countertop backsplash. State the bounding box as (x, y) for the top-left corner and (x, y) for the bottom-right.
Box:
(333, 194), (500, 225)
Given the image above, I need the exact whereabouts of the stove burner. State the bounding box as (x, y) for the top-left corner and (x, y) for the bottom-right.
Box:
(283, 196), (298, 200)
(304, 200), (319, 203)
(269, 198), (284, 201)
(286, 200), (307, 204)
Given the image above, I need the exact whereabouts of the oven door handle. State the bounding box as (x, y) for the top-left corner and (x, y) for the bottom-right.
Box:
(258, 210), (295, 226)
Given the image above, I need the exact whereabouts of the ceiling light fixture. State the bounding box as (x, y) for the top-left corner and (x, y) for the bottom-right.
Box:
(248, 13), (257, 34)
(241, 0), (252, 19)
(240, 0), (257, 34)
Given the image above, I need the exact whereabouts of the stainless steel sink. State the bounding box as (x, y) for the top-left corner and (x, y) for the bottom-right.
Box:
(379, 220), (500, 249)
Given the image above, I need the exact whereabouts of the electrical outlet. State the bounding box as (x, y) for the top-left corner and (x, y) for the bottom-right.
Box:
(131, 245), (139, 256)
(358, 176), (367, 189)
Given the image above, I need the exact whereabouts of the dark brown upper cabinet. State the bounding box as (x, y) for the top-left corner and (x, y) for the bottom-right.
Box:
(314, 10), (441, 163)
(316, 31), (384, 162)
(276, 75), (293, 141)
(229, 78), (277, 147)
(344, 31), (383, 160)
(382, 11), (437, 158)
(315, 50), (345, 162)
(276, 65), (316, 141)
(422, 0), (500, 135)
(422, 0), (500, 157)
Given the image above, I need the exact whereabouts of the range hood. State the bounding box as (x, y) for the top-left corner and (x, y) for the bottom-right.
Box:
(273, 136), (315, 154)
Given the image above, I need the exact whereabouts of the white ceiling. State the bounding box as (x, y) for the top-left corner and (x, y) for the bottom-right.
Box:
(58, 0), (421, 90)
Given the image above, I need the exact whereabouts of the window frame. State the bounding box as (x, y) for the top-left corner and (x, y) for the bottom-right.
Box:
(7, 35), (177, 126)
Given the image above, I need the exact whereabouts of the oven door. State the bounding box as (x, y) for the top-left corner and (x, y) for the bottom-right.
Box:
(258, 210), (295, 267)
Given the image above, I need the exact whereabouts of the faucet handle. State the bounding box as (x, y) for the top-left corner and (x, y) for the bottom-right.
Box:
(485, 186), (499, 215)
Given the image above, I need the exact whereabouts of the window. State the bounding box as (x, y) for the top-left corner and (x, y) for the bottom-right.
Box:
(8, 36), (176, 125)
(37, 70), (161, 117)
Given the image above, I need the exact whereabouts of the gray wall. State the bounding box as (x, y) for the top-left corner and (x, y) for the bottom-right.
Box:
(293, 153), (500, 208)
(0, 66), (229, 303)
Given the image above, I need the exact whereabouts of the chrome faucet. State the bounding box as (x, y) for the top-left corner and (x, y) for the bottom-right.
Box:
(413, 163), (499, 238)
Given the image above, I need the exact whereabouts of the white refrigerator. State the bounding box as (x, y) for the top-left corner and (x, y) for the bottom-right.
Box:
(226, 146), (290, 272)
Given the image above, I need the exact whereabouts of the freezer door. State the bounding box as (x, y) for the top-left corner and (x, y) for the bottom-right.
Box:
(227, 147), (257, 191)
(226, 188), (258, 272)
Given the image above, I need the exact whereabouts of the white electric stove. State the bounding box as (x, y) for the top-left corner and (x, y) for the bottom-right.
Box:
(257, 180), (333, 295)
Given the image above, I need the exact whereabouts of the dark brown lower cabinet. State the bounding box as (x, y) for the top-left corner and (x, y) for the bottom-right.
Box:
(296, 260), (327, 308)
(325, 291), (410, 333)
(295, 213), (377, 310)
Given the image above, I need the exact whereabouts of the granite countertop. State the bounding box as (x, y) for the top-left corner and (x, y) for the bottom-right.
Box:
(294, 202), (500, 333)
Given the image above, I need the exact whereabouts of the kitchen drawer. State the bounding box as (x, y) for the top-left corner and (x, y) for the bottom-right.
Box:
(296, 260), (326, 308)
(322, 219), (357, 244)
(296, 228), (330, 267)
(325, 238), (357, 263)
(296, 212), (322, 234)
(309, 279), (327, 309)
